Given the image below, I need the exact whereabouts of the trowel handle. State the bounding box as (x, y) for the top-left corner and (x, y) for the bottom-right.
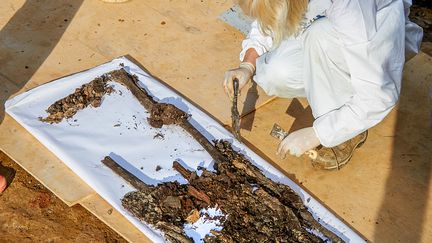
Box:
(233, 78), (239, 96)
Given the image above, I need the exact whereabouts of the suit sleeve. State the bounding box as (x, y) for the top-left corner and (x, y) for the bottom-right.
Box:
(239, 20), (273, 61)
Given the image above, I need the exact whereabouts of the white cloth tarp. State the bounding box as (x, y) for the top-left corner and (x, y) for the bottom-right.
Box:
(5, 57), (364, 242)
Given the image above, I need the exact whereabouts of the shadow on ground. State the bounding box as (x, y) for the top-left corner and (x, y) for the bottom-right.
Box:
(373, 54), (432, 242)
(0, 0), (84, 124)
(240, 82), (259, 131)
(372, 3), (432, 241)
(285, 98), (313, 133)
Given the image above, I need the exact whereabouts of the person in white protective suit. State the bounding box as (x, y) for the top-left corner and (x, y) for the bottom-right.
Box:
(223, 0), (423, 170)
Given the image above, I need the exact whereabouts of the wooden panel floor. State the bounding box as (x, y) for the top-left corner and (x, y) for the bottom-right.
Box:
(0, 1), (431, 242)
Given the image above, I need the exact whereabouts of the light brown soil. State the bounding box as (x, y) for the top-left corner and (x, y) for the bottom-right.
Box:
(0, 152), (126, 243)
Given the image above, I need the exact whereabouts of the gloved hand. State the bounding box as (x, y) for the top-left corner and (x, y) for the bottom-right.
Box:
(277, 127), (321, 157)
(223, 62), (255, 100)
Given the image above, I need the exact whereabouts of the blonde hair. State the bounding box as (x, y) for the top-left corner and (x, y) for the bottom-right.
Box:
(238, 0), (308, 47)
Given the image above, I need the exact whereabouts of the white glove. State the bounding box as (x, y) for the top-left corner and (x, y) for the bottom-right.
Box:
(223, 62), (255, 99)
(277, 127), (321, 157)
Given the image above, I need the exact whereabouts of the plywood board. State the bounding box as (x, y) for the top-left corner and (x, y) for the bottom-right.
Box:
(0, 115), (94, 206)
(80, 193), (151, 243)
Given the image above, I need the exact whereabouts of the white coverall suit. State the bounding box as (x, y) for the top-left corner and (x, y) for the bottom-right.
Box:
(240, 0), (423, 147)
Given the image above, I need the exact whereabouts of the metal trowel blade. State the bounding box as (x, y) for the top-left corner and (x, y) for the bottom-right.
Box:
(270, 123), (288, 141)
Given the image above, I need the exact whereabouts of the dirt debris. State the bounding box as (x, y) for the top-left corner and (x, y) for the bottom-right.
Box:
(120, 141), (342, 243)
(148, 103), (189, 128)
(0, 152), (125, 243)
(185, 209), (200, 224)
(30, 192), (52, 209)
(121, 182), (194, 243)
(39, 75), (114, 123)
(153, 132), (165, 139)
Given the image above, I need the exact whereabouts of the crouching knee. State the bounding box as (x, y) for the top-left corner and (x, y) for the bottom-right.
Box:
(254, 50), (305, 98)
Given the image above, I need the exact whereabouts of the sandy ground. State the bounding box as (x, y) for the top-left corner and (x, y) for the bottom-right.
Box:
(0, 152), (126, 243)
(0, 2), (431, 242)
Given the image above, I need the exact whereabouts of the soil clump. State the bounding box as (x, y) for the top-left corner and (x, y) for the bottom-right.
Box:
(39, 76), (114, 123)
(148, 103), (189, 128)
(120, 140), (342, 242)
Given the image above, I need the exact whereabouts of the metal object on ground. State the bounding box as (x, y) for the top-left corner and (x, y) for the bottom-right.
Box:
(270, 123), (318, 159)
(270, 123), (289, 141)
(231, 78), (241, 142)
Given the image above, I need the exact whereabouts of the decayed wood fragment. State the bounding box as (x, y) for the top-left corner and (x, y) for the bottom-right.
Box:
(173, 161), (211, 205)
(156, 222), (192, 243)
(213, 140), (343, 243)
(103, 156), (193, 243)
(39, 75), (114, 123)
(185, 209), (200, 224)
(186, 186), (211, 205)
(101, 156), (151, 192)
(173, 161), (193, 180)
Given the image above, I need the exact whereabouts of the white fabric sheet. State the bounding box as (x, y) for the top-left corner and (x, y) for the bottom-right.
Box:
(5, 57), (364, 242)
